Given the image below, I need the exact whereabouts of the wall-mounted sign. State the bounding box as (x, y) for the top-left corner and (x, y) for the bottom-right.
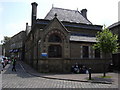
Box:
(41, 53), (48, 57)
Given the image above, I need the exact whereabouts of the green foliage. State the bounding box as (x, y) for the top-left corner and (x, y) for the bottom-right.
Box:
(93, 25), (119, 54)
(98, 76), (112, 78)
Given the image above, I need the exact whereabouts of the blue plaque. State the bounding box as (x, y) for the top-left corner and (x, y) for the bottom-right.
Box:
(41, 53), (47, 57)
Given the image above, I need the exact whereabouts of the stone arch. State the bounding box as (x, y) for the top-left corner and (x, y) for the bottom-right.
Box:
(48, 34), (62, 42)
(44, 29), (67, 58)
(45, 29), (66, 42)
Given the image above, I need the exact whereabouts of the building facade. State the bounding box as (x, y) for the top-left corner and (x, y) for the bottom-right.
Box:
(24, 2), (110, 73)
(109, 21), (120, 70)
(109, 21), (120, 52)
(8, 31), (26, 60)
(0, 44), (2, 56)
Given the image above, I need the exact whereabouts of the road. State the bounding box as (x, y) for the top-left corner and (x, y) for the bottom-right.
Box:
(1, 62), (118, 89)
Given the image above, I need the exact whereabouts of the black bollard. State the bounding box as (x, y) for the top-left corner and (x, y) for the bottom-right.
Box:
(89, 68), (91, 80)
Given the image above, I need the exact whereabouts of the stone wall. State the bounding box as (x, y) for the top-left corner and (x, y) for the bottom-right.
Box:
(70, 42), (95, 59)
(33, 58), (111, 73)
(112, 53), (120, 71)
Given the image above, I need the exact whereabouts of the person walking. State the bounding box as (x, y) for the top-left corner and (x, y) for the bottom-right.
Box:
(1, 59), (5, 71)
(12, 57), (16, 72)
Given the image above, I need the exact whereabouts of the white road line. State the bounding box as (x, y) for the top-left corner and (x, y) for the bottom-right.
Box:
(19, 63), (32, 76)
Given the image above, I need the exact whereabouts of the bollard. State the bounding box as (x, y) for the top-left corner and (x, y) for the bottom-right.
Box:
(89, 68), (91, 80)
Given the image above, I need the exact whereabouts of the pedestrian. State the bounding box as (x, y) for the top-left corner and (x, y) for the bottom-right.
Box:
(1, 59), (5, 68)
(1, 59), (5, 71)
(12, 57), (16, 72)
(74, 63), (80, 74)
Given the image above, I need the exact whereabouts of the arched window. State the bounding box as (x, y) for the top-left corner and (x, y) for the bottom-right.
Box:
(48, 45), (62, 58)
(48, 34), (62, 42)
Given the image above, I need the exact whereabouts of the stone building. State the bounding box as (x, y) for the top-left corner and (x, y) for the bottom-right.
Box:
(9, 31), (26, 60)
(109, 21), (120, 52)
(25, 2), (109, 73)
(108, 21), (120, 70)
(0, 44), (2, 56)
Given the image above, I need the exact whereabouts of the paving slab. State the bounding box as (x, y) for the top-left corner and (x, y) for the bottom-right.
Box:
(19, 61), (119, 85)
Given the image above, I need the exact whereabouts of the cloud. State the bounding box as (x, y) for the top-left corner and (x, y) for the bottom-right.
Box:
(0, 4), (3, 44)
(0, 0), (119, 44)
(0, 34), (4, 44)
(0, 0), (39, 3)
(4, 19), (30, 37)
(0, 20), (29, 44)
(0, 0), (26, 2)
(0, 3), (3, 22)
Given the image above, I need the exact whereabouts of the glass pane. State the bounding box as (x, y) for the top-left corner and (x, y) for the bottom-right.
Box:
(48, 45), (62, 58)
(83, 46), (89, 58)
(48, 34), (61, 42)
(95, 49), (100, 58)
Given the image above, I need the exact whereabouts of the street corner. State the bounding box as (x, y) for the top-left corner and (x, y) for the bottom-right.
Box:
(85, 75), (114, 84)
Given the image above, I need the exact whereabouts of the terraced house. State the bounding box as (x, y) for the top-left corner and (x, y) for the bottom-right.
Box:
(25, 2), (109, 73)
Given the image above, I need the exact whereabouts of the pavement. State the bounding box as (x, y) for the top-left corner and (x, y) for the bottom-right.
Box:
(1, 60), (119, 88)
(17, 60), (119, 85)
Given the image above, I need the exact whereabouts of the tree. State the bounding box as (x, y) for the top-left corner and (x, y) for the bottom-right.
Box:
(1, 36), (11, 44)
(93, 25), (119, 77)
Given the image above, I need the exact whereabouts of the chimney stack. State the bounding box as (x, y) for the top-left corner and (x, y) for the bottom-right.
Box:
(81, 9), (87, 19)
(31, 2), (38, 26)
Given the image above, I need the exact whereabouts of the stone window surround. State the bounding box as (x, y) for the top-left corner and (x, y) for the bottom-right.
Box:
(80, 45), (102, 59)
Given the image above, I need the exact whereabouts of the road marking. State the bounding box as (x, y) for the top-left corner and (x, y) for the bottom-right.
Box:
(19, 63), (32, 76)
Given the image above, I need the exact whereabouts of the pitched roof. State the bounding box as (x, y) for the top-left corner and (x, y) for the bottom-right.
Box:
(108, 21), (120, 29)
(70, 35), (97, 42)
(44, 7), (92, 24)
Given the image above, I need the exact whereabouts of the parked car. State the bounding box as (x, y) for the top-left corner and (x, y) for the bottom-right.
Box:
(3, 57), (8, 65)
(0, 55), (4, 63)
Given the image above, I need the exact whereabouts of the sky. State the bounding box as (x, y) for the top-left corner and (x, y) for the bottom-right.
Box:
(0, 0), (120, 44)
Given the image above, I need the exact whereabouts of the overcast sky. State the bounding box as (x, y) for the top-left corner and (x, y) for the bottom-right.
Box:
(0, 0), (119, 44)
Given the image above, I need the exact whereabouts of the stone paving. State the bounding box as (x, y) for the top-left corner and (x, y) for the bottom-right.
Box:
(1, 61), (119, 89)
(20, 61), (119, 85)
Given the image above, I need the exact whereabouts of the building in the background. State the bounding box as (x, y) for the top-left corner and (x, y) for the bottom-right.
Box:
(0, 44), (2, 56)
(109, 21), (120, 52)
(8, 31), (26, 61)
(24, 2), (110, 73)
(108, 21), (120, 71)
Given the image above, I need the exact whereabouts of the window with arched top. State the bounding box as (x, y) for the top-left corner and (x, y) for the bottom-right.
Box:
(48, 45), (62, 58)
(48, 34), (62, 42)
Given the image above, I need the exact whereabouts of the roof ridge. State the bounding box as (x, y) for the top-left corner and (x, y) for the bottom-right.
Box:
(108, 21), (120, 29)
(44, 6), (92, 24)
(53, 7), (79, 12)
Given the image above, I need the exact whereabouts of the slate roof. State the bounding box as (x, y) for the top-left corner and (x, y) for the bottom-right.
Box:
(108, 21), (120, 29)
(44, 7), (92, 24)
(70, 35), (97, 42)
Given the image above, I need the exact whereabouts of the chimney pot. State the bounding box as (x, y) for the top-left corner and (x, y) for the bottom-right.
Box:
(26, 22), (28, 26)
(81, 9), (87, 19)
(31, 2), (38, 26)
(31, 2), (38, 6)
